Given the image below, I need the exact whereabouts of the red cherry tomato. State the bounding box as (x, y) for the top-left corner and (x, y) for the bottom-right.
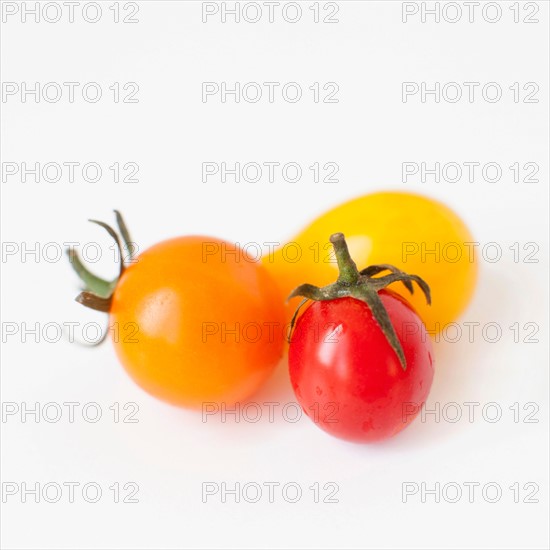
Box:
(288, 291), (434, 443)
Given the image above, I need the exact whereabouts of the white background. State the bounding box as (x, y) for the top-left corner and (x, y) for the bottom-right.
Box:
(1, 1), (549, 549)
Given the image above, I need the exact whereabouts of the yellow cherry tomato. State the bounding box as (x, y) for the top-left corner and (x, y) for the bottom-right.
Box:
(263, 192), (477, 332)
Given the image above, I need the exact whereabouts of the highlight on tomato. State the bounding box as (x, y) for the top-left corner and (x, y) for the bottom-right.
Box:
(68, 212), (286, 408)
(263, 191), (477, 332)
(288, 233), (435, 443)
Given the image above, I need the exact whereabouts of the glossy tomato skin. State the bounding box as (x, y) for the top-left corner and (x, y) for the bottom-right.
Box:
(264, 192), (477, 332)
(110, 236), (285, 408)
(288, 291), (434, 442)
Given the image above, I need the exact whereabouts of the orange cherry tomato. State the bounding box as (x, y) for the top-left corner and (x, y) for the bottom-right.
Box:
(110, 237), (285, 408)
(71, 223), (286, 409)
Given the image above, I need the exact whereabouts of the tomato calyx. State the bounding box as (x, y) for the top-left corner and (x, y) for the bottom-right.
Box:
(68, 211), (135, 314)
(288, 232), (431, 370)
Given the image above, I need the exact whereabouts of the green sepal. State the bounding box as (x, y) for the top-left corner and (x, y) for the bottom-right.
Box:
(287, 233), (432, 371)
(66, 248), (115, 299)
(68, 212), (132, 317)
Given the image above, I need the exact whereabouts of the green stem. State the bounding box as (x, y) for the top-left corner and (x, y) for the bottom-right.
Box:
(67, 248), (115, 298)
(289, 235), (432, 371)
(115, 210), (135, 261)
(329, 233), (359, 285)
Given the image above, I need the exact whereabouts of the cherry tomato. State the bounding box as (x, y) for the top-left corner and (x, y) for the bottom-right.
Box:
(264, 192), (477, 331)
(287, 233), (434, 443)
(70, 216), (285, 409)
(111, 237), (285, 407)
(289, 292), (434, 442)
